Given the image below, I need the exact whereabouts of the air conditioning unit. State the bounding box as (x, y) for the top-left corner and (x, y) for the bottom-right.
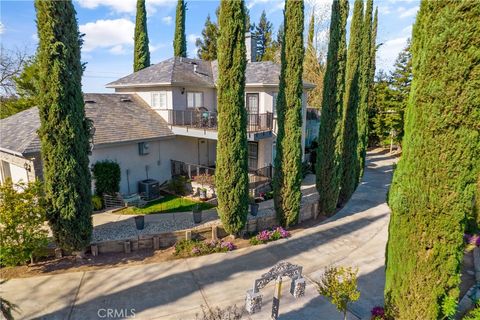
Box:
(138, 179), (160, 200)
(138, 142), (150, 155)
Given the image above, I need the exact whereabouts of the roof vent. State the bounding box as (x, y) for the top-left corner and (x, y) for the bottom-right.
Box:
(120, 97), (132, 102)
(84, 100), (96, 104)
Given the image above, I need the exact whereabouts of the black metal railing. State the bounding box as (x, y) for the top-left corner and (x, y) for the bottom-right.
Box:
(171, 160), (272, 190)
(247, 113), (274, 132)
(159, 109), (273, 132)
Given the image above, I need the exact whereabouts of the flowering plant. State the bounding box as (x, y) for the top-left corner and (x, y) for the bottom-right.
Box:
(371, 306), (386, 319)
(175, 239), (235, 257)
(250, 226), (290, 245)
(220, 241), (235, 251)
(464, 233), (480, 248)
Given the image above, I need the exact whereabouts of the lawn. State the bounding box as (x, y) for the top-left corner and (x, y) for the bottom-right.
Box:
(117, 194), (215, 215)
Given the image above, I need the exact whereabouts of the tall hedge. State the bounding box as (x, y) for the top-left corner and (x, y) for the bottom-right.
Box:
(35, 0), (93, 251)
(173, 0), (187, 57)
(315, 0), (349, 215)
(338, 0), (363, 206)
(92, 161), (121, 196)
(356, 0), (373, 181)
(216, 0), (248, 235)
(273, 0), (304, 227)
(385, 1), (480, 318)
(133, 0), (150, 72)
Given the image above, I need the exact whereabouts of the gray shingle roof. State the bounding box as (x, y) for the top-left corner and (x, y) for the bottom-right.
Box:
(106, 57), (215, 88)
(0, 107), (41, 155)
(0, 93), (174, 155)
(106, 57), (292, 88)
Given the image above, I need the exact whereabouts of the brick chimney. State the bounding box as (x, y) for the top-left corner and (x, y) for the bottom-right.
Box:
(245, 32), (256, 62)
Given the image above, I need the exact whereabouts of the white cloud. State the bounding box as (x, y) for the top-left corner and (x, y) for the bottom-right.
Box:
(376, 36), (408, 71)
(161, 16), (173, 25)
(109, 45), (126, 55)
(0, 22), (5, 34)
(402, 25), (413, 35)
(31, 33), (39, 42)
(77, 0), (174, 14)
(397, 6), (419, 18)
(377, 5), (392, 15)
(149, 43), (167, 53)
(187, 33), (199, 44)
(79, 19), (135, 52)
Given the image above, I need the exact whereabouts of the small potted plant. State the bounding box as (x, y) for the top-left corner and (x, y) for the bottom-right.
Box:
(134, 214), (145, 230)
(194, 173), (214, 200)
(199, 187), (208, 200)
(249, 196), (259, 216)
(192, 204), (202, 223)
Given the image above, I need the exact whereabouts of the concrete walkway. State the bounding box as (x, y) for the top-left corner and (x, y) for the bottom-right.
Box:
(0, 150), (396, 320)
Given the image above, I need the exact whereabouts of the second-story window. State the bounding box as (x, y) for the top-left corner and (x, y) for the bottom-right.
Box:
(151, 92), (167, 109)
(187, 92), (203, 108)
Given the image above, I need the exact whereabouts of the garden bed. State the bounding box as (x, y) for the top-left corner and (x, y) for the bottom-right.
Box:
(116, 194), (215, 215)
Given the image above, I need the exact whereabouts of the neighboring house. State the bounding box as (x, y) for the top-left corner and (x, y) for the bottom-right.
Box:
(0, 34), (314, 195)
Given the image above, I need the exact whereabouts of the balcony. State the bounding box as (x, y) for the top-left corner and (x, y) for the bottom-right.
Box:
(171, 160), (272, 192)
(158, 109), (273, 133)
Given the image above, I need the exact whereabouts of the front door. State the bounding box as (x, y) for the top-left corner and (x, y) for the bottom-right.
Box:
(246, 93), (259, 130)
(198, 139), (209, 166)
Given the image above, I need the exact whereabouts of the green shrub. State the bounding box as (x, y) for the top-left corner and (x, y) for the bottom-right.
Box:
(92, 160), (121, 196)
(0, 179), (49, 266)
(92, 195), (103, 211)
(463, 306), (480, 320)
(168, 176), (189, 195)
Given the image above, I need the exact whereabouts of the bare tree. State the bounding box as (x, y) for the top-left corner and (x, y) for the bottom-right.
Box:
(0, 46), (31, 96)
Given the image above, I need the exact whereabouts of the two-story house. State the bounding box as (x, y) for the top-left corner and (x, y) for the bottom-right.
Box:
(0, 34), (314, 195)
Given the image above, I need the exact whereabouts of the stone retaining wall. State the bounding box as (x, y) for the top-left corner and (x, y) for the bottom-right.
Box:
(91, 189), (320, 255)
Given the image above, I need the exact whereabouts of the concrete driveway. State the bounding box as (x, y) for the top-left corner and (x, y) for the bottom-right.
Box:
(0, 150), (396, 320)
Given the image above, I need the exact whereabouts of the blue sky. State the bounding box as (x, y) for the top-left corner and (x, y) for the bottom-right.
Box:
(0, 0), (419, 93)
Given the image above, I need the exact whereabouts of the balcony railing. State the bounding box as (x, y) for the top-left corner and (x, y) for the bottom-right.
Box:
(158, 109), (273, 132)
(171, 160), (272, 191)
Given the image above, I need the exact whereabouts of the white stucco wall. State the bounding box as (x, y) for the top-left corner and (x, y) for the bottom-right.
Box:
(8, 163), (29, 184)
(90, 139), (173, 194)
(90, 136), (217, 194)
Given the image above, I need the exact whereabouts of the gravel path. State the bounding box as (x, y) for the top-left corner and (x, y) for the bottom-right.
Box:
(91, 174), (318, 242)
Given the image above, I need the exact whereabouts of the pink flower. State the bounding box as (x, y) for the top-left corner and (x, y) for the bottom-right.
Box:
(257, 230), (271, 242)
(371, 306), (385, 318)
(221, 241), (235, 251)
(191, 247), (200, 255)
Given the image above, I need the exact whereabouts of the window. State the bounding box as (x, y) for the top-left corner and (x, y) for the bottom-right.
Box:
(248, 142), (258, 171)
(151, 92), (167, 109)
(187, 92), (203, 108)
(272, 92), (278, 117)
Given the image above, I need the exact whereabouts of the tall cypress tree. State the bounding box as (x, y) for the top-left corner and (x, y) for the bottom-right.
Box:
(273, 0), (304, 227)
(133, 0), (150, 72)
(35, 0), (93, 251)
(173, 0), (187, 57)
(303, 12), (325, 109)
(385, 1), (480, 318)
(338, 0), (363, 206)
(216, 0), (248, 235)
(195, 14), (218, 61)
(315, 0), (349, 215)
(356, 0), (373, 181)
